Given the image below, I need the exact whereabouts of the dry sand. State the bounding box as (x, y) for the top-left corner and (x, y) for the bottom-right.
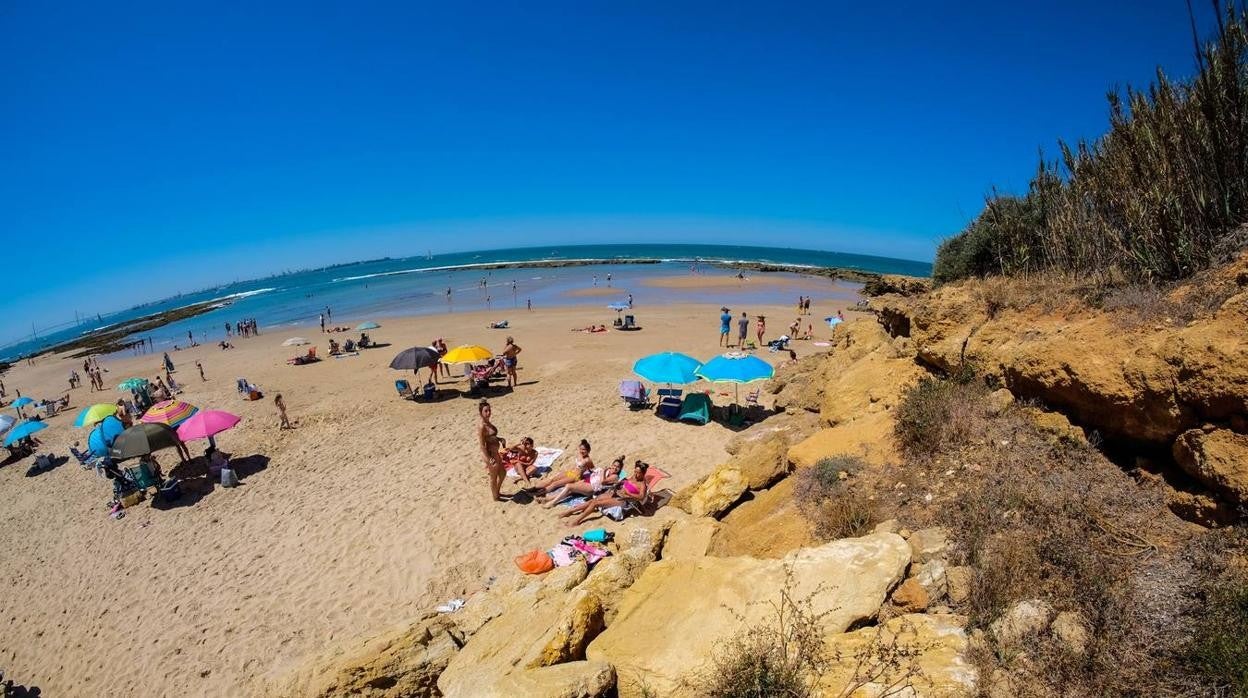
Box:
(0, 296), (853, 696)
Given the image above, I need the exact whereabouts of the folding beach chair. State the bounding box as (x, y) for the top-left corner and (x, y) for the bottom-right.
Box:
(619, 380), (651, 408)
(677, 393), (711, 425)
(745, 388), (761, 407)
(624, 466), (672, 518)
(395, 379), (415, 400)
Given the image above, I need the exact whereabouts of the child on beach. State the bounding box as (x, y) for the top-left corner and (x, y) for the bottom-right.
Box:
(197, 361), (206, 381)
(275, 393), (293, 429)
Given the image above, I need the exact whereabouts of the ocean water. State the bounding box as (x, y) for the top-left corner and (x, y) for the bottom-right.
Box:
(4, 244), (930, 361)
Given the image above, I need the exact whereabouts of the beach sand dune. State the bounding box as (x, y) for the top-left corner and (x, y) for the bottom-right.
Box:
(0, 302), (846, 695)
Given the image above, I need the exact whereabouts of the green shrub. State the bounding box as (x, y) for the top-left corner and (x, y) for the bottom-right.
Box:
(893, 377), (987, 459)
(935, 8), (1248, 286)
(793, 456), (875, 540)
(1188, 580), (1248, 695)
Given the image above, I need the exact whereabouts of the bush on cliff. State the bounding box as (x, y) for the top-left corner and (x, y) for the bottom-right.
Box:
(935, 8), (1248, 286)
(793, 456), (875, 540)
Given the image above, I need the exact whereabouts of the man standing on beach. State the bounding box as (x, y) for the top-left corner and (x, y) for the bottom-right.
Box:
(737, 312), (749, 348)
(197, 361), (206, 381)
(719, 307), (732, 347)
(319, 314), (325, 332)
(627, 293), (633, 308)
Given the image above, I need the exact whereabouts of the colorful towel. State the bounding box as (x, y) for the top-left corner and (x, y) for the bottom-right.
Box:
(507, 447), (562, 478)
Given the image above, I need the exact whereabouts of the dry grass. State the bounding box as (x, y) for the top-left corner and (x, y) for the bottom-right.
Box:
(792, 456), (876, 541)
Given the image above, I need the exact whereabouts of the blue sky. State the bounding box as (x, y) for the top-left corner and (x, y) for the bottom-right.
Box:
(0, 1), (1220, 342)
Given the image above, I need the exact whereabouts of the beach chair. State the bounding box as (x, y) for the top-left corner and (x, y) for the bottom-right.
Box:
(620, 314), (639, 331)
(618, 380), (651, 408)
(677, 393), (711, 425)
(656, 388), (683, 419)
(745, 388), (761, 407)
(624, 466), (672, 518)
(124, 462), (161, 493)
(395, 379), (415, 400)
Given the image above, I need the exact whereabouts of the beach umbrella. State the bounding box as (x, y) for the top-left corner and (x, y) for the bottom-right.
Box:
(356, 321), (381, 330)
(696, 352), (775, 404)
(108, 422), (182, 461)
(3, 420), (48, 447)
(141, 400), (199, 428)
(11, 396), (33, 408)
(0, 414), (15, 435)
(88, 415), (126, 457)
(633, 352), (702, 385)
(825, 316), (843, 328)
(177, 409), (241, 444)
(74, 403), (118, 427)
(117, 377), (149, 392)
(607, 302), (630, 312)
(282, 337), (310, 347)
(389, 346), (440, 371)
(440, 345), (494, 364)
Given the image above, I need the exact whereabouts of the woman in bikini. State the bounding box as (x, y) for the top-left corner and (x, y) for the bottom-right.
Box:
(563, 460), (650, 525)
(543, 456), (624, 509)
(501, 436), (539, 485)
(477, 399), (508, 501)
(531, 439), (594, 496)
(756, 315), (766, 347)
(501, 336), (522, 388)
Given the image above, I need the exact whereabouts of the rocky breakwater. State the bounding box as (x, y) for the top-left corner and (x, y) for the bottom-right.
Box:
(871, 255), (1248, 519)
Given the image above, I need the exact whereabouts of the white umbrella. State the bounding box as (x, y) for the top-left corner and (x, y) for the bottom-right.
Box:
(282, 337), (310, 347)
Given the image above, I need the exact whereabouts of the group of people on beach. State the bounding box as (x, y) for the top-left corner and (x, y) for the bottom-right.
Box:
(719, 308), (768, 348)
(476, 401), (652, 524)
(79, 356), (107, 392)
(226, 318), (260, 338)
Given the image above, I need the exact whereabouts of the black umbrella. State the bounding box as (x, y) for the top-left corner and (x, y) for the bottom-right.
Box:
(389, 346), (440, 371)
(109, 423), (183, 461)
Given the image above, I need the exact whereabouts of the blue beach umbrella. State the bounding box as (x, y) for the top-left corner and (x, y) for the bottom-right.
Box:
(3, 420), (48, 447)
(88, 415), (126, 457)
(356, 321), (381, 330)
(11, 396), (33, 408)
(696, 352), (775, 404)
(825, 316), (843, 328)
(607, 302), (630, 312)
(633, 352), (702, 385)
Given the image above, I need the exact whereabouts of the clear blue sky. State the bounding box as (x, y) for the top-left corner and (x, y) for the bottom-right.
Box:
(0, 1), (1220, 341)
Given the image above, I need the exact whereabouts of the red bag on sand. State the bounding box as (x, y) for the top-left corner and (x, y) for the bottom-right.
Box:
(515, 550), (554, 575)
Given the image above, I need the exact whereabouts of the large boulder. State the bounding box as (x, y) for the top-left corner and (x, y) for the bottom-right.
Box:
(662, 518), (721, 561)
(1173, 428), (1248, 504)
(819, 613), (977, 697)
(481, 661), (615, 698)
(708, 477), (814, 559)
(587, 533), (911, 697)
(732, 435), (792, 490)
(820, 348), (926, 427)
(675, 466), (748, 518)
(274, 615), (458, 698)
(787, 411), (897, 469)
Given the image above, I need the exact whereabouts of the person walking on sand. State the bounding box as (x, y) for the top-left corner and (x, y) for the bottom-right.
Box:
(477, 399), (508, 502)
(275, 393), (293, 430)
(627, 293), (633, 308)
(319, 314), (326, 333)
(737, 312), (749, 348)
(719, 307), (732, 348)
(527, 298), (532, 311)
(501, 336), (522, 389)
(197, 361), (206, 381)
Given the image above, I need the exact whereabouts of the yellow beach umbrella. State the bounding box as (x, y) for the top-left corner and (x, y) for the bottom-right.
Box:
(440, 344), (494, 364)
(74, 403), (119, 427)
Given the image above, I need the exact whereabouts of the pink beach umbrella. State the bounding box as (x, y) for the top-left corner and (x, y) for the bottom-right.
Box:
(176, 410), (241, 450)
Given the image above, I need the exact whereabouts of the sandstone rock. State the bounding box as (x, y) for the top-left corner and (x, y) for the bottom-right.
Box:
(680, 466), (748, 518)
(580, 518), (678, 624)
(277, 616), (457, 698)
(913, 560), (948, 601)
(662, 518), (721, 561)
(708, 477), (814, 559)
(1173, 428), (1248, 504)
(1022, 407), (1087, 445)
(986, 388), (1015, 416)
(889, 577), (929, 612)
(587, 533), (911, 697)
(990, 599), (1054, 649)
(732, 435), (791, 490)
(820, 613), (976, 697)
(872, 518), (901, 535)
(529, 591), (605, 668)
(820, 347), (926, 427)
(787, 411), (897, 469)
(1050, 611), (1090, 656)
(908, 527), (949, 563)
(946, 566), (974, 605)
(486, 661), (615, 698)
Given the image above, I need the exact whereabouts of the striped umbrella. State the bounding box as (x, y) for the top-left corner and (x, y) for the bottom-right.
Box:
(140, 400), (199, 427)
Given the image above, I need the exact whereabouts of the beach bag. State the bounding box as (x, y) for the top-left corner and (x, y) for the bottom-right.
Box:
(220, 467), (239, 488)
(248, 390), (262, 401)
(514, 550), (554, 575)
(582, 528), (612, 544)
(120, 490), (145, 508)
(158, 478), (182, 502)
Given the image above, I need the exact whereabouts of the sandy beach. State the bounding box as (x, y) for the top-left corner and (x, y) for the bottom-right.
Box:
(0, 293), (853, 696)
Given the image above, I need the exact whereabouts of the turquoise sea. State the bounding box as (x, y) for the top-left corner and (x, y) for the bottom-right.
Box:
(3, 244), (930, 361)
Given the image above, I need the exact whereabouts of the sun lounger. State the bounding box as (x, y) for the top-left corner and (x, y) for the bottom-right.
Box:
(678, 393), (711, 425)
(745, 388), (761, 407)
(619, 380), (651, 408)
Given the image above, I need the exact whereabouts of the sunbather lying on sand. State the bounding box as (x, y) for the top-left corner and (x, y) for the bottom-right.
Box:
(530, 439), (593, 494)
(562, 460), (650, 525)
(502, 437), (539, 485)
(544, 456), (623, 508)
(569, 325), (607, 333)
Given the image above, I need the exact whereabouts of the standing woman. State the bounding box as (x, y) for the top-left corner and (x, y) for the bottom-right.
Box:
(478, 400), (507, 501)
(756, 315), (766, 347)
(501, 336), (522, 389)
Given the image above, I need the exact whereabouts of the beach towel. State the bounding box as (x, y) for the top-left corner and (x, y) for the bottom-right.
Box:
(507, 447), (562, 478)
(561, 495), (589, 508)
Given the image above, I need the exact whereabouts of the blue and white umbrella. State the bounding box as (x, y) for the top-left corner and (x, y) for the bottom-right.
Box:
(3, 420), (47, 447)
(633, 352), (702, 385)
(11, 396), (33, 408)
(87, 415), (126, 457)
(607, 302), (630, 312)
(356, 321), (381, 330)
(696, 352), (775, 404)
(825, 316), (843, 328)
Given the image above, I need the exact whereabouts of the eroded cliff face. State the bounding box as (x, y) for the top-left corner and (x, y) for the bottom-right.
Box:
(872, 254), (1248, 513)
